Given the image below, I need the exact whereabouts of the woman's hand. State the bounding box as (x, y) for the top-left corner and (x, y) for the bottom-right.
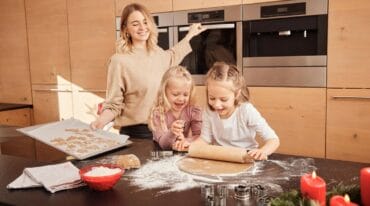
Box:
(247, 149), (268, 160)
(90, 109), (115, 130)
(184, 23), (207, 41)
(90, 119), (106, 130)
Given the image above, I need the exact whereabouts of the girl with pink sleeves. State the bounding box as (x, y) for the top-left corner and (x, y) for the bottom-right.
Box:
(148, 66), (202, 151)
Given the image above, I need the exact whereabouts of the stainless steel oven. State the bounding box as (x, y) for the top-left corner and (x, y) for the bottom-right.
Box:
(115, 12), (174, 50)
(242, 0), (328, 87)
(153, 12), (174, 50)
(173, 5), (243, 85)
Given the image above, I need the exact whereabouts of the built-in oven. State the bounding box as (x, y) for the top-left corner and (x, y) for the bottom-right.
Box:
(173, 5), (242, 85)
(242, 0), (328, 87)
(115, 12), (174, 50)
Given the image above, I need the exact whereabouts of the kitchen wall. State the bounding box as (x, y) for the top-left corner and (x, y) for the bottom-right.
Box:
(0, 0), (369, 163)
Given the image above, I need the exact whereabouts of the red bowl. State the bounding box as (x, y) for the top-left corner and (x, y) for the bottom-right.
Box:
(79, 164), (124, 191)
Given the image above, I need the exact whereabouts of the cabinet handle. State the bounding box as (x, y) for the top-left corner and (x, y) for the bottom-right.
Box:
(332, 96), (370, 100)
(33, 89), (72, 92)
(278, 30), (291, 36)
(179, 23), (235, 31)
(78, 89), (106, 92)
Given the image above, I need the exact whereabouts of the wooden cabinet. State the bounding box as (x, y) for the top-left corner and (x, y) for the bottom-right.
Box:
(31, 85), (73, 162)
(115, 0), (173, 15)
(194, 86), (207, 109)
(67, 0), (116, 90)
(32, 85), (73, 124)
(173, 0), (242, 11)
(0, 0), (32, 104)
(0, 108), (35, 159)
(327, 0), (370, 163)
(249, 87), (326, 158)
(1, 136), (36, 160)
(328, 0), (370, 88)
(327, 89), (370, 163)
(0, 108), (32, 127)
(25, 0), (71, 85)
(34, 141), (66, 162)
(242, 0), (283, 4)
(72, 88), (105, 123)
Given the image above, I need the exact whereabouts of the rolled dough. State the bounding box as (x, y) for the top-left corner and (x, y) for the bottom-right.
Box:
(176, 157), (253, 176)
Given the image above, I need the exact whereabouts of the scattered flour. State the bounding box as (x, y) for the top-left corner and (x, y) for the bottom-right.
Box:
(84, 166), (122, 177)
(125, 156), (199, 194)
(124, 155), (316, 195)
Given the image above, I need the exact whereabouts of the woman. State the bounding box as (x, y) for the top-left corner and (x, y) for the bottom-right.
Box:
(90, 3), (205, 138)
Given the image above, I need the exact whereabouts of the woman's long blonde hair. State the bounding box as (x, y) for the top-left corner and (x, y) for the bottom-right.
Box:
(148, 66), (195, 132)
(205, 62), (249, 110)
(116, 3), (158, 53)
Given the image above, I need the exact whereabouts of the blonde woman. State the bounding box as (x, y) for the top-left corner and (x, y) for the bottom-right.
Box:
(91, 3), (205, 138)
(149, 66), (202, 151)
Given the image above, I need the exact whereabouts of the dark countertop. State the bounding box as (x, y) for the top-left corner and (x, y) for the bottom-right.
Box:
(0, 125), (24, 143)
(0, 103), (32, 112)
(1, 138), (369, 206)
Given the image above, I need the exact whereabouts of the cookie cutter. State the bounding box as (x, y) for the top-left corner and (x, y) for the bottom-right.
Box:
(234, 184), (250, 200)
(150, 150), (174, 160)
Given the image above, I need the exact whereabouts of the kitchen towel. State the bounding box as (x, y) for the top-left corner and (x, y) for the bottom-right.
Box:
(7, 161), (85, 193)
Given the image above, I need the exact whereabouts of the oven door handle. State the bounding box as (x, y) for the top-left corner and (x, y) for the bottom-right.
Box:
(158, 28), (168, 33)
(278, 30), (291, 36)
(179, 23), (235, 31)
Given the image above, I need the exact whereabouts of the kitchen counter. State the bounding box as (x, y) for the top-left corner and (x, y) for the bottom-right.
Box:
(0, 138), (369, 206)
(0, 103), (32, 112)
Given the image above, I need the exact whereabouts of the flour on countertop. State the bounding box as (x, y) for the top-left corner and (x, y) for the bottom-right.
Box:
(123, 155), (316, 195)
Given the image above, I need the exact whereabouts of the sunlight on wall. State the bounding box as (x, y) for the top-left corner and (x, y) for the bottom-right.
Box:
(57, 75), (105, 123)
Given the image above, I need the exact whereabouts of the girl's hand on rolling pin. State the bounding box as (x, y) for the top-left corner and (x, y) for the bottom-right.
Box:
(247, 149), (268, 160)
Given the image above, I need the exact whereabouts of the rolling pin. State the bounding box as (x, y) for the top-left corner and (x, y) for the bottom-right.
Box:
(188, 143), (253, 163)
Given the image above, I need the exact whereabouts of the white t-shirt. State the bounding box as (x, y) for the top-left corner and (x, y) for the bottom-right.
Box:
(201, 102), (278, 149)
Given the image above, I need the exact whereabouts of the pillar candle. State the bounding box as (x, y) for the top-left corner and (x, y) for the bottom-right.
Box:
(300, 171), (326, 206)
(330, 194), (358, 206)
(361, 167), (370, 206)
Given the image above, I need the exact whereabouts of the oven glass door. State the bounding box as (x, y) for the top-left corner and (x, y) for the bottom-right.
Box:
(243, 15), (327, 57)
(178, 23), (237, 75)
(158, 27), (172, 50)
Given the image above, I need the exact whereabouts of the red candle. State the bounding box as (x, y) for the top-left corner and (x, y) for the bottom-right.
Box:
(330, 194), (358, 206)
(300, 171), (326, 206)
(361, 167), (370, 206)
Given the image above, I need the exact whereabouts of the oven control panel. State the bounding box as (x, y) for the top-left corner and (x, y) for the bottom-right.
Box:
(188, 10), (224, 23)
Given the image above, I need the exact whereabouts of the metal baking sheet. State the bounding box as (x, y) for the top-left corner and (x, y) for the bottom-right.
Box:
(17, 118), (132, 160)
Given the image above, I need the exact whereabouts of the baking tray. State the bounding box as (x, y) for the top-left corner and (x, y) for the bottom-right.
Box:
(17, 118), (132, 160)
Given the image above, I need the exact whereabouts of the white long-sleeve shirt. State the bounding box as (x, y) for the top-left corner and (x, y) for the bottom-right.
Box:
(201, 102), (279, 149)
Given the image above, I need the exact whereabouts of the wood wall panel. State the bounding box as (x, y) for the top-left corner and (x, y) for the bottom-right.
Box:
(0, 108), (32, 127)
(0, 0), (32, 104)
(328, 0), (370, 88)
(249, 87), (326, 158)
(327, 89), (370, 163)
(68, 0), (116, 90)
(32, 85), (73, 124)
(173, 0), (242, 11)
(25, 0), (71, 85)
(242, 0), (283, 4)
(115, 0), (173, 16)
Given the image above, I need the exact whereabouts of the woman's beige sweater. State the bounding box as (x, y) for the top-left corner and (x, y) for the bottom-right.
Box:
(103, 40), (192, 128)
